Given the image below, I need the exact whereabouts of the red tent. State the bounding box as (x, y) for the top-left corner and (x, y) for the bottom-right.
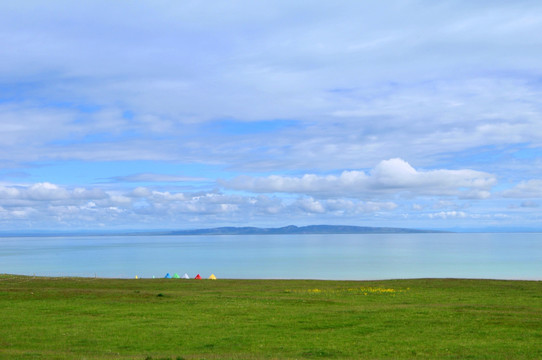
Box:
(194, 274), (202, 279)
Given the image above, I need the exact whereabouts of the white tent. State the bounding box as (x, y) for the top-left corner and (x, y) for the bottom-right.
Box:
(181, 273), (190, 279)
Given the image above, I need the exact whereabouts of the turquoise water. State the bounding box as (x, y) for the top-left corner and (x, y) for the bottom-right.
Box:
(1, 233), (541, 280)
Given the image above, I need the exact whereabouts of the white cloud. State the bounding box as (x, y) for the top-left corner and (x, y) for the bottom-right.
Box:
(357, 201), (398, 213)
(294, 198), (325, 214)
(109, 195), (132, 204)
(223, 158), (496, 198)
(131, 187), (151, 197)
(428, 211), (467, 219)
(0, 180), (407, 228)
(0, 183), (108, 203)
(0, 186), (20, 198)
(502, 180), (542, 198)
(26, 182), (69, 200)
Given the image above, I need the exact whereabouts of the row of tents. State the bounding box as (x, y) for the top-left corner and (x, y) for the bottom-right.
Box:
(164, 273), (216, 280)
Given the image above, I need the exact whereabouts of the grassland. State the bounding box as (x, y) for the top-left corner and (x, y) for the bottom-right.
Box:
(1, 275), (541, 359)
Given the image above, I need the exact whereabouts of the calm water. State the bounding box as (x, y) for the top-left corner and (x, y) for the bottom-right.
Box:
(1, 233), (541, 280)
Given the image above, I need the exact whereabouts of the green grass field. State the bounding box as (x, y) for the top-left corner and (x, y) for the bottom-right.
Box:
(1, 275), (541, 359)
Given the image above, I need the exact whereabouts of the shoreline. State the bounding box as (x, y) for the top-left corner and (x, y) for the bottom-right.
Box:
(2, 273), (541, 282)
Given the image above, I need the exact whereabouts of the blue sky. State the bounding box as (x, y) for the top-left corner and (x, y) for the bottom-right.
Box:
(1, 1), (542, 231)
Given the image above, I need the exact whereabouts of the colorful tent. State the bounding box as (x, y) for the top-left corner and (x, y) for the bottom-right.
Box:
(164, 273), (172, 279)
(208, 274), (217, 280)
(173, 273), (180, 278)
(194, 274), (202, 279)
(182, 273), (190, 279)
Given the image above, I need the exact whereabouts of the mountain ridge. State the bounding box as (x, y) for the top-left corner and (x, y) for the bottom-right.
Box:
(163, 225), (447, 235)
(0, 225), (447, 237)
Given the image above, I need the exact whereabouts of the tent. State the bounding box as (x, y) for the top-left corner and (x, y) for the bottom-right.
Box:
(208, 274), (217, 280)
(164, 273), (172, 279)
(194, 274), (202, 280)
(182, 273), (190, 279)
(173, 273), (180, 278)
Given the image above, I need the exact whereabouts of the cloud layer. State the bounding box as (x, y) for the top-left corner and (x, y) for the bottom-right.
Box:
(2, 159), (540, 230)
(0, 182), (398, 229)
(1, 1), (542, 230)
(224, 159), (495, 199)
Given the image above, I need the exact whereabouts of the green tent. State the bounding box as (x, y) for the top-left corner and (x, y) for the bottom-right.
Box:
(173, 273), (180, 278)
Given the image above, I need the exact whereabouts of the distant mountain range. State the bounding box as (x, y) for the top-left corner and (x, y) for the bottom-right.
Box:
(160, 225), (445, 235)
(0, 225), (446, 237)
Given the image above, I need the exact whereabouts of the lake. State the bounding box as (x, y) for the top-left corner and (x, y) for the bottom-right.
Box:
(1, 233), (541, 280)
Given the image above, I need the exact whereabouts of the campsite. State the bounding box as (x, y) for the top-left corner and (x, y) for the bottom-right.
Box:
(163, 273), (214, 280)
(1, 275), (541, 359)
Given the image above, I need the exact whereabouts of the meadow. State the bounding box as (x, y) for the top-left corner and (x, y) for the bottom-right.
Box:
(1, 275), (541, 359)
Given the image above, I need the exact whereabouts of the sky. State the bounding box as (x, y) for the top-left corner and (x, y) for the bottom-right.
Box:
(1, 1), (542, 232)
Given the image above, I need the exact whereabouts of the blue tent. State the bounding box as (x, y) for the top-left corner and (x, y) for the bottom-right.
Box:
(164, 273), (172, 279)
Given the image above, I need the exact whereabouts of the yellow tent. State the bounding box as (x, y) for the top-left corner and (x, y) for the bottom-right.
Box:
(208, 274), (217, 280)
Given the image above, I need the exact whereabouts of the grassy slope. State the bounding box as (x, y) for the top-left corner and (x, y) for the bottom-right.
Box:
(1, 275), (541, 359)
